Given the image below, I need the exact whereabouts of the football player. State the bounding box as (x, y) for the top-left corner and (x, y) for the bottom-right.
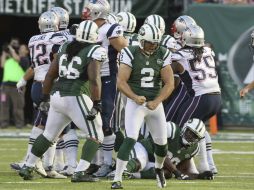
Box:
(19, 20), (107, 182)
(13, 11), (68, 179)
(111, 23), (174, 189)
(108, 119), (214, 180)
(81, 0), (128, 177)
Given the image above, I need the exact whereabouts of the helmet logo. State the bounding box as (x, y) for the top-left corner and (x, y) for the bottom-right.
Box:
(139, 27), (145, 36)
(117, 15), (123, 22)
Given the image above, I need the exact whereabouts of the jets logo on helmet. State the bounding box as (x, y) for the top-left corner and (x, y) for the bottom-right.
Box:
(117, 12), (136, 33)
(38, 11), (59, 33)
(76, 20), (98, 43)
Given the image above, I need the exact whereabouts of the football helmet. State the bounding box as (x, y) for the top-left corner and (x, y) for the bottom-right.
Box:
(171, 15), (197, 39)
(251, 30), (254, 48)
(181, 118), (206, 146)
(138, 24), (162, 55)
(38, 11), (59, 33)
(81, 0), (110, 21)
(107, 13), (118, 24)
(144, 14), (165, 34)
(116, 12), (136, 33)
(76, 20), (98, 43)
(181, 25), (205, 48)
(50, 7), (69, 30)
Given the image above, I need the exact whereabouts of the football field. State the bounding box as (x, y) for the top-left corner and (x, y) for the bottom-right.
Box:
(0, 132), (253, 190)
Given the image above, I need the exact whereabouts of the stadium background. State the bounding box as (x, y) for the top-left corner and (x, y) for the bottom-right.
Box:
(0, 0), (253, 127)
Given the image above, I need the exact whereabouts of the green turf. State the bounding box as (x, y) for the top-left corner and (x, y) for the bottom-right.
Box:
(0, 138), (253, 190)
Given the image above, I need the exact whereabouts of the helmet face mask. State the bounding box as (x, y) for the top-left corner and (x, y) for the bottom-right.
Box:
(82, 0), (110, 21)
(50, 7), (69, 30)
(181, 118), (206, 146)
(181, 25), (205, 48)
(171, 15), (196, 40)
(38, 11), (59, 33)
(76, 20), (98, 43)
(138, 24), (162, 55)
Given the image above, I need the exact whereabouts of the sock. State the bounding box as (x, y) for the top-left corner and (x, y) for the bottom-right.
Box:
(140, 167), (156, 179)
(43, 142), (57, 170)
(132, 172), (141, 179)
(117, 137), (136, 161)
(54, 139), (65, 171)
(31, 134), (52, 158)
(196, 138), (210, 172)
(91, 146), (103, 166)
(113, 158), (128, 182)
(154, 143), (167, 169)
(81, 139), (100, 162)
(205, 131), (216, 170)
(75, 159), (91, 172)
(102, 134), (115, 165)
(114, 131), (125, 152)
(25, 127), (43, 160)
(63, 129), (79, 168)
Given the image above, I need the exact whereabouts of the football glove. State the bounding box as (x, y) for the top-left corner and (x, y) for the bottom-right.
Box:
(16, 78), (27, 93)
(86, 100), (102, 121)
(38, 94), (50, 114)
(197, 171), (214, 180)
(173, 170), (191, 180)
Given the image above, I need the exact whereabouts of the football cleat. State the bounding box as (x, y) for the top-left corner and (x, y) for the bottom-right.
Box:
(60, 165), (76, 176)
(93, 164), (112, 177)
(111, 181), (123, 189)
(45, 166), (67, 179)
(71, 171), (99, 182)
(86, 164), (100, 175)
(34, 159), (47, 177)
(19, 165), (34, 180)
(155, 168), (166, 188)
(10, 162), (24, 171)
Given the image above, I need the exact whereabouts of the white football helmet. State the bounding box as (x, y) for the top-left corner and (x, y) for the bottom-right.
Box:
(38, 11), (59, 33)
(181, 118), (206, 146)
(81, 0), (110, 21)
(144, 14), (165, 34)
(138, 24), (162, 55)
(181, 25), (205, 48)
(116, 12), (136, 33)
(76, 20), (98, 43)
(171, 15), (197, 39)
(50, 7), (69, 30)
(107, 13), (118, 24)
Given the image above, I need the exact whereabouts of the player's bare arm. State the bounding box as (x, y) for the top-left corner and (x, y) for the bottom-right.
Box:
(117, 63), (146, 105)
(88, 59), (102, 101)
(109, 36), (128, 52)
(240, 81), (254, 97)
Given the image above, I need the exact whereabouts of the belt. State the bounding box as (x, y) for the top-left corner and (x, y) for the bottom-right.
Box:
(208, 92), (221, 95)
(34, 80), (43, 83)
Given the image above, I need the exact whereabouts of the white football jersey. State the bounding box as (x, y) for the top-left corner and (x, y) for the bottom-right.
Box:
(161, 34), (178, 51)
(97, 23), (124, 77)
(172, 47), (221, 96)
(28, 32), (67, 81)
(56, 29), (74, 42)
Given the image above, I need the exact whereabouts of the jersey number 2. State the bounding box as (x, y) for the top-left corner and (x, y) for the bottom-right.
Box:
(141, 68), (154, 87)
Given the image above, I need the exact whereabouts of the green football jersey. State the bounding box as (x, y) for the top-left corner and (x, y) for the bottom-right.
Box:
(139, 123), (199, 164)
(119, 45), (171, 101)
(52, 42), (107, 96)
(167, 126), (199, 165)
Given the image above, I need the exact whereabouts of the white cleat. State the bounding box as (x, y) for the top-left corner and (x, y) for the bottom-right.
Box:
(59, 165), (76, 176)
(46, 170), (67, 179)
(34, 159), (47, 177)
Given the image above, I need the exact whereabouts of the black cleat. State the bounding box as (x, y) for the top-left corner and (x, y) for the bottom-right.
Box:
(19, 165), (34, 180)
(71, 171), (99, 182)
(155, 168), (166, 188)
(111, 181), (123, 189)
